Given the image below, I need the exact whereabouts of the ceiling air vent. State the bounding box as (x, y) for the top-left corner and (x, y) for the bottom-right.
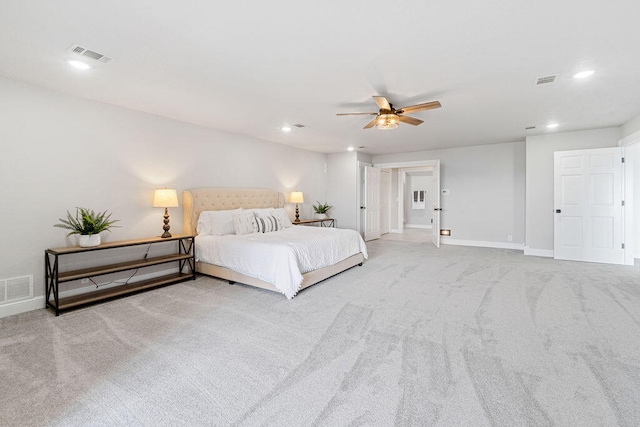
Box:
(293, 124), (305, 128)
(525, 126), (536, 130)
(536, 75), (556, 85)
(68, 44), (113, 64)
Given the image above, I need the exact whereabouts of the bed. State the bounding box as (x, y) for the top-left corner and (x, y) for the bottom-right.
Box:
(182, 188), (367, 298)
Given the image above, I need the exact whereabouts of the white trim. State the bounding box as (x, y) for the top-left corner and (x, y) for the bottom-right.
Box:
(375, 160), (440, 169)
(405, 224), (432, 229)
(0, 296), (45, 319)
(390, 228), (402, 233)
(441, 237), (524, 250)
(524, 247), (554, 257)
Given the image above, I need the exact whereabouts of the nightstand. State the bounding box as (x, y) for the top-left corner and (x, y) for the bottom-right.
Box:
(292, 218), (335, 227)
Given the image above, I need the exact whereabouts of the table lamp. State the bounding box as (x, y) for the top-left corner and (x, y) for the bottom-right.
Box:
(290, 191), (304, 223)
(153, 188), (179, 238)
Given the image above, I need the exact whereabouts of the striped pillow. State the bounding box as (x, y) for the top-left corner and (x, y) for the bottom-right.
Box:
(256, 215), (280, 233)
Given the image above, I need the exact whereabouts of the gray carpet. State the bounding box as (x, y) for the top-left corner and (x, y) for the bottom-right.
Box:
(2, 240), (640, 426)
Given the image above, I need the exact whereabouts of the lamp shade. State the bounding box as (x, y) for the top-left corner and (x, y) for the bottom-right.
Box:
(290, 191), (304, 204)
(376, 113), (399, 130)
(153, 188), (179, 208)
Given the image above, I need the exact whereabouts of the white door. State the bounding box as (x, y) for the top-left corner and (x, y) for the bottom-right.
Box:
(364, 166), (381, 241)
(432, 161), (441, 248)
(554, 147), (624, 264)
(380, 170), (391, 235)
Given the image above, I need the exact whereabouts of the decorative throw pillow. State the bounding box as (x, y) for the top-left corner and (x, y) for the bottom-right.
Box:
(256, 215), (280, 233)
(232, 211), (258, 235)
(252, 208), (273, 218)
(271, 208), (293, 229)
(196, 208), (242, 235)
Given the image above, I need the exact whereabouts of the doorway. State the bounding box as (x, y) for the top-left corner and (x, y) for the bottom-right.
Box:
(375, 160), (442, 247)
(554, 147), (624, 264)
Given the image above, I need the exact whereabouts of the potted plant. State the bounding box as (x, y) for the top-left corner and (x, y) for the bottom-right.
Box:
(312, 201), (333, 219)
(54, 207), (120, 247)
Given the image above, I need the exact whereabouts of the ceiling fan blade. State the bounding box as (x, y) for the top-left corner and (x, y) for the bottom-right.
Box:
(363, 117), (378, 129)
(336, 112), (378, 116)
(398, 115), (423, 126)
(373, 96), (391, 111)
(397, 101), (442, 114)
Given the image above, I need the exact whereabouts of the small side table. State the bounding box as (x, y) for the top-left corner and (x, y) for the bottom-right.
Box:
(292, 218), (335, 227)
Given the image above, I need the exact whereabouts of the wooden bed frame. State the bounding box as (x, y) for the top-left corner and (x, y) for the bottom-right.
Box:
(182, 188), (365, 294)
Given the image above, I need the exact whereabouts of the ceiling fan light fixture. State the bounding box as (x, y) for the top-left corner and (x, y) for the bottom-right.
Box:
(376, 113), (399, 130)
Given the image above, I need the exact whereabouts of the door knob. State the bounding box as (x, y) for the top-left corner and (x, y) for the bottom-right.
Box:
(555, 209), (561, 213)
(360, 206), (366, 210)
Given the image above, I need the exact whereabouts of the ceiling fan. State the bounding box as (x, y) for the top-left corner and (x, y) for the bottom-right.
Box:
(337, 96), (441, 130)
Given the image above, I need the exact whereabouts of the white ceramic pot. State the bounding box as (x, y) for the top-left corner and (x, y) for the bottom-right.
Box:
(78, 234), (101, 247)
(315, 213), (327, 219)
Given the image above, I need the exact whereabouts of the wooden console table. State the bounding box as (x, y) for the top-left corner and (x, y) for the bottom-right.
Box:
(45, 235), (195, 316)
(292, 218), (335, 227)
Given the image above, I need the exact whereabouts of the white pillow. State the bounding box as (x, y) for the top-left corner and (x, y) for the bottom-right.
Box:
(271, 208), (293, 229)
(256, 215), (280, 233)
(232, 211), (258, 235)
(252, 208), (273, 218)
(196, 208), (242, 236)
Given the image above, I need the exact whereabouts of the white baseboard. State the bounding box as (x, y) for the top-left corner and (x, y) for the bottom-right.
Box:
(0, 296), (45, 319)
(405, 224), (432, 229)
(0, 267), (180, 319)
(440, 237), (524, 250)
(523, 247), (554, 257)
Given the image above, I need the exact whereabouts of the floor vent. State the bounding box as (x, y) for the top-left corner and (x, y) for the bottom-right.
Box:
(536, 75), (556, 85)
(68, 44), (113, 64)
(0, 275), (33, 305)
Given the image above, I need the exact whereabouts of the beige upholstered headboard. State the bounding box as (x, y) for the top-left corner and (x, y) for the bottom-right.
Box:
(183, 188), (285, 236)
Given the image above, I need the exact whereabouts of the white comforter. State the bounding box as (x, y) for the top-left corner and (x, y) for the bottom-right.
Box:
(196, 226), (368, 299)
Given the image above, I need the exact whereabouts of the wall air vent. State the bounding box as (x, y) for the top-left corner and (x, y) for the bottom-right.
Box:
(0, 275), (33, 305)
(68, 44), (113, 64)
(536, 75), (556, 85)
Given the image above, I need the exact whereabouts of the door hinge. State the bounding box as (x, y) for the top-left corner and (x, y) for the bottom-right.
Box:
(622, 157), (625, 163)
(622, 200), (625, 206)
(622, 243), (625, 249)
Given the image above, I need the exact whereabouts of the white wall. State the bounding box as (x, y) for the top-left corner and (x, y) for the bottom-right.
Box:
(524, 128), (620, 255)
(326, 152), (358, 230)
(0, 77), (328, 316)
(373, 141), (525, 248)
(404, 174), (433, 227)
(621, 113), (640, 138)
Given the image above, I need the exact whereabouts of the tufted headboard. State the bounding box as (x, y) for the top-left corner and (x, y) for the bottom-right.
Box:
(182, 188), (285, 236)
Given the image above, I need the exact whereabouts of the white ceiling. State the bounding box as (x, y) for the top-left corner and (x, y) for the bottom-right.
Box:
(1, 1), (639, 155)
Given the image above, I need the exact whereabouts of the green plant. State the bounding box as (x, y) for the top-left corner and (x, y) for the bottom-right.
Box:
(312, 201), (332, 214)
(54, 207), (120, 236)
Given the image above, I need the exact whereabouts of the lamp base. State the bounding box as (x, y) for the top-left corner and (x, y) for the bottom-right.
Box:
(294, 204), (300, 222)
(161, 208), (172, 238)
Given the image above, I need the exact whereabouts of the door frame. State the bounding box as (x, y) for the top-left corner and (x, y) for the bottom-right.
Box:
(375, 160), (441, 234)
(553, 147), (624, 264)
(620, 131), (640, 265)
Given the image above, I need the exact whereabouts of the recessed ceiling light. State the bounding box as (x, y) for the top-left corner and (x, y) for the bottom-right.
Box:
(573, 70), (594, 79)
(67, 59), (91, 70)
(546, 123), (559, 129)
(282, 125), (292, 132)
(347, 146), (354, 152)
